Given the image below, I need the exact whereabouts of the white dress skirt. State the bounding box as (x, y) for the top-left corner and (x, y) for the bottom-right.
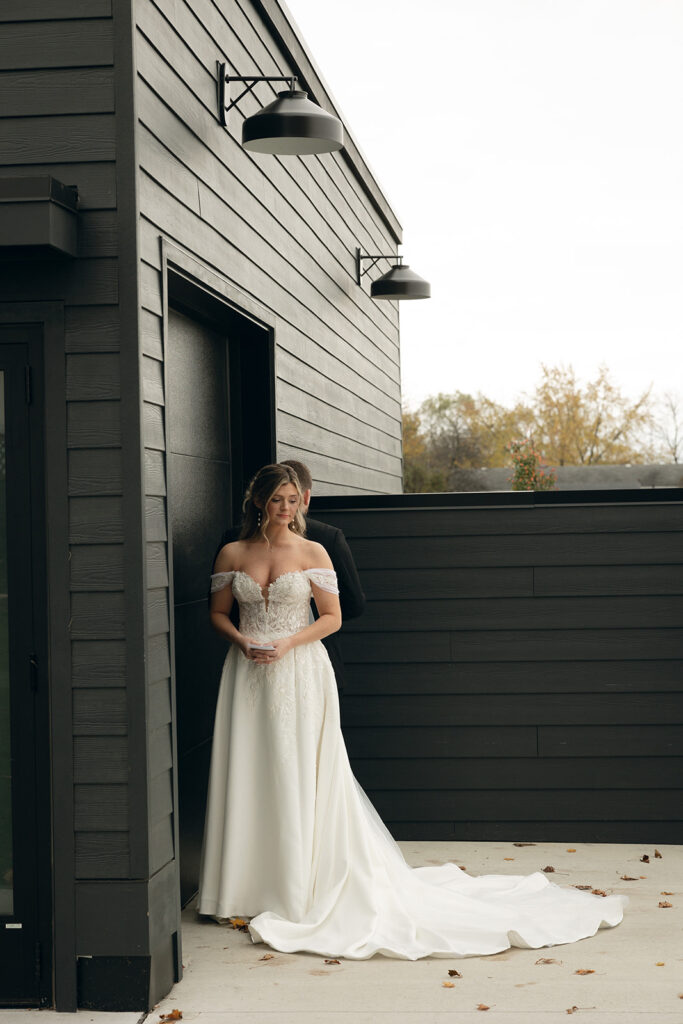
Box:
(196, 569), (627, 959)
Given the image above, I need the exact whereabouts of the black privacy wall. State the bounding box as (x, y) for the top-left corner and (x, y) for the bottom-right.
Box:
(311, 489), (683, 845)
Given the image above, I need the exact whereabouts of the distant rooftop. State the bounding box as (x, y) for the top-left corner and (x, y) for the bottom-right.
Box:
(452, 463), (683, 492)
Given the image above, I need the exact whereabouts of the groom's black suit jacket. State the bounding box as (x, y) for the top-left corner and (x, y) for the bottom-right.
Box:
(210, 517), (365, 693)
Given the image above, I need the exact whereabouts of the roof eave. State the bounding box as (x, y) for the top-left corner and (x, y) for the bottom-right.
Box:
(253, 0), (403, 245)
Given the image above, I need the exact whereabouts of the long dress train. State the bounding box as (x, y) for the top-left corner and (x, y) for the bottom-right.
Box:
(196, 569), (626, 960)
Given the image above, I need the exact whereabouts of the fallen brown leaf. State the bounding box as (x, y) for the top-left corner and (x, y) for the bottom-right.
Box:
(260, 953), (274, 960)
(159, 1012), (182, 1022)
(575, 969), (595, 975)
(566, 1008), (579, 1016)
(477, 1005), (490, 1011)
(639, 875), (647, 879)
(574, 884), (592, 890)
(591, 889), (607, 897)
(656, 962), (665, 966)
(513, 842), (536, 847)
(228, 917), (249, 931)
(535, 957), (561, 965)
(661, 891), (674, 895)
(458, 866), (467, 871)
(566, 848), (576, 853)
(620, 875), (637, 881)
(542, 865), (555, 873)
(654, 849), (662, 858)
(324, 958), (341, 964)
(504, 857), (515, 861)
(442, 981), (455, 988)
(658, 901), (673, 908)
(640, 854), (650, 863)
(448, 969), (463, 977)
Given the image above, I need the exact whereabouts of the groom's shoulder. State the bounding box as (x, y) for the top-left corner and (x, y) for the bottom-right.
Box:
(305, 516), (342, 547)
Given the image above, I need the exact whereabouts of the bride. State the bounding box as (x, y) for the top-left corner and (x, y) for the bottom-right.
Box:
(197, 463), (627, 959)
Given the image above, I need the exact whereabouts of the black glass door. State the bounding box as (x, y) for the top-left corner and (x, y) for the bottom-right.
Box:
(0, 328), (49, 1006)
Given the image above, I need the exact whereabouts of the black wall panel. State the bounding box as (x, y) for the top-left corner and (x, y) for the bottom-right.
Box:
(313, 491), (683, 843)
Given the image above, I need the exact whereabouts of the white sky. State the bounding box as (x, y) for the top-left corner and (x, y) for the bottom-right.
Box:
(284, 0), (683, 411)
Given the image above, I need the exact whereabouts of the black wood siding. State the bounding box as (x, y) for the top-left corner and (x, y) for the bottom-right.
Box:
(133, 0), (405, 881)
(312, 491), (683, 844)
(135, 0), (403, 498)
(0, 2), (134, 885)
(1, 0), (405, 1007)
(0, 0), (404, 884)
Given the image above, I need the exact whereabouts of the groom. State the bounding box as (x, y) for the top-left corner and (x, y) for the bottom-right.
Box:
(210, 459), (365, 693)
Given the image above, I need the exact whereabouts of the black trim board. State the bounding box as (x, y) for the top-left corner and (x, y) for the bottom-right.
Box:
(113, 0), (149, 890)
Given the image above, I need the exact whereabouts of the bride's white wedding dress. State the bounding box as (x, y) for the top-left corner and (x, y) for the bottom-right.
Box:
(197, 568), (627, 959)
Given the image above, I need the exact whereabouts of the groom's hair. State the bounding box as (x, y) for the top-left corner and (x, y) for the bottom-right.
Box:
(281, 459), (312, 493)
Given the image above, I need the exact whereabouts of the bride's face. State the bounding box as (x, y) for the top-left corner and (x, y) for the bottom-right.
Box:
(267, 483), (300, 525)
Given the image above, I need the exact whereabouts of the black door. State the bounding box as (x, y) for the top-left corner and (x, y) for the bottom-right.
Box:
(168, 307), (234, 907)
(167, 296), (275, 906)
(0, 327), (50, 1006)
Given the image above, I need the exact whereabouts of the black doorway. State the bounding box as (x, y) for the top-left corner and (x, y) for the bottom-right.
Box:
(165, 285), (275, 906)
(0, 326), (50, 1006)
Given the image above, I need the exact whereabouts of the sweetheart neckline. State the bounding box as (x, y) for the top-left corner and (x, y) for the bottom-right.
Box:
(233, 569), (310, 593)
(210, 568), (337, 605)
(232, 569), (316, 613)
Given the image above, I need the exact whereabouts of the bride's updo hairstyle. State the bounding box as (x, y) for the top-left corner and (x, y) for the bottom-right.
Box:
(240, 463), (306, 542)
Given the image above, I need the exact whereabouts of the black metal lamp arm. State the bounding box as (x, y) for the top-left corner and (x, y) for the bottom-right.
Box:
(355, 247), (403, 284)
(218, 62), (298, 126)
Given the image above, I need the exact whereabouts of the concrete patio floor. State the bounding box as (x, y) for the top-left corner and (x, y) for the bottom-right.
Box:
(3, 841), (681, 1024)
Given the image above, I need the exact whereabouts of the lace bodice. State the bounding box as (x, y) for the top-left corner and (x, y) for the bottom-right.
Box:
(210, 569), (338, 642)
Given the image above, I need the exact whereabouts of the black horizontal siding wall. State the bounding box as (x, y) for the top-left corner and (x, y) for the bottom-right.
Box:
(0, 1), (165, 1007)
(134, 0), (403, 500)
(133, 0), (405, 894)
(0, 3), (136, 883)
(312, 489), (683, 844)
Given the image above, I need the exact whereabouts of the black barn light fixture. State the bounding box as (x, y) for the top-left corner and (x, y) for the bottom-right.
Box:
(356, 248), (430, 300)
(217, 62), (344, 155)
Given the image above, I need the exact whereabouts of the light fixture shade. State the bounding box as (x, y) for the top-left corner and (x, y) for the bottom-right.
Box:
(370, 264), (431, 300)
(242, 90), (344, 155)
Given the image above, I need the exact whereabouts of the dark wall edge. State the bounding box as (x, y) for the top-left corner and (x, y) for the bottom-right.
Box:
(113, 0), (149, 882)
(311, 488), (683, 511)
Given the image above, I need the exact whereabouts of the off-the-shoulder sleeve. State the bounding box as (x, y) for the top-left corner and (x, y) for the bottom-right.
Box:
(210, 570), (236, 593)
(304, 568), (339, 595)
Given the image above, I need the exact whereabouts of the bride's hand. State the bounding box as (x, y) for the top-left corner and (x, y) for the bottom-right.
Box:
(259, 636), (293, 663)
(236, 635), (260, 660)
